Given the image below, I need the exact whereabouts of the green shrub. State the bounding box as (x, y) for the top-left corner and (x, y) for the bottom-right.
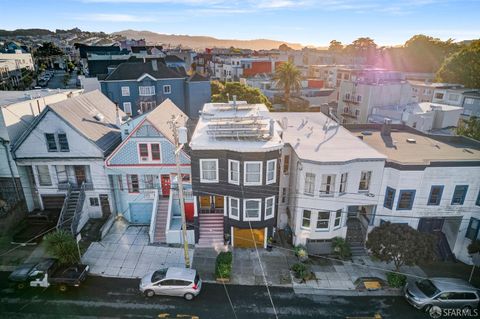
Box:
(215, 251), (232, 279)
(386, 272), (407, 288)
(332, 237), (351, 260)
(291, 263), (307, 279)
(44, 230), (80, 265)
(294, 245), (309, 262)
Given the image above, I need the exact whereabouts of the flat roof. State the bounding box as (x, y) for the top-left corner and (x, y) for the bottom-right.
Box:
(347, 125), (480, 165)
(0, 89), (79, 107)
(189, 102), (283, 152)
(408, 80), (463, 88)
(269, 112), (386, 163)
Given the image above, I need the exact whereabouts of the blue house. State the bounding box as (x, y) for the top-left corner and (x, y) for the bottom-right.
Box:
(99, 59), (210, 118)
(105, 99), (195, 244)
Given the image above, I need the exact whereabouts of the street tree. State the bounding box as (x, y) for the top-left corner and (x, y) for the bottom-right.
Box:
(456, 116), (480, 141)
(366, 222), (437, 271)
(211, 82), (272, 109)
(44, 230), (80, 265)
(272, 61), (302, 110)
(436, 40), (480, 88)
(328, 40), (344, 52)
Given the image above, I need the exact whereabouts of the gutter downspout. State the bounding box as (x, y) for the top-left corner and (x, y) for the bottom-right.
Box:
(0, 137), (20, 201)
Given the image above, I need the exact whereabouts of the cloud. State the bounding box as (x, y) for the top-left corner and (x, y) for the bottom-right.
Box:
(76, 13), (154, 22)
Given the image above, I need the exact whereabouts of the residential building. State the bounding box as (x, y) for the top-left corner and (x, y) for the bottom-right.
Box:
(100, 59), (211, 118)
(189, 100), (283, 248)
(270, 113), (386, 254)
(369, 102), (463, 133)
(0, 89), (83, 208)
(408, 81), (463, 103)
(461, 91), (480, 119)
(347, 122), (480, 264)
(0, 51), (35, 89)
(337, 71), (411, 124)
(432, 87), (478, 107)
(12, 91), (123, 234)
(105, 99), (194, 244)
(119, 38), (146, 51)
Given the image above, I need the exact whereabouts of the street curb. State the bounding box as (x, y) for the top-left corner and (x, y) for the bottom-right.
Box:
(293, 287), (403, 296)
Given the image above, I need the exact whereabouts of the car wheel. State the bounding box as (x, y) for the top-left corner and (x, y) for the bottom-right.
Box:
(17, 283), (26, 290)
(184, 293), (194, 301)
(144, 290), (155, 297)
(59, 284), (68, 292)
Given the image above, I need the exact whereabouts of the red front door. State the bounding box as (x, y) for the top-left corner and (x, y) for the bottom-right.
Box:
(161, 175), (171, 197)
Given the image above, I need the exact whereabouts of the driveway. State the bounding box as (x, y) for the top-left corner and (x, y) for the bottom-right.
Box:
(82, 220), (194, 278)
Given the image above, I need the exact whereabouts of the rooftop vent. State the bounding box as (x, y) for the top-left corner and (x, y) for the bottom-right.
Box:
(406, 138), (416, 143)
(94, 113), (105, 122)
(361, 131), (372, 136)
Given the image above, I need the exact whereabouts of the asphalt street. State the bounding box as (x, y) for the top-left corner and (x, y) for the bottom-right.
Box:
(0, 271), (429, 319)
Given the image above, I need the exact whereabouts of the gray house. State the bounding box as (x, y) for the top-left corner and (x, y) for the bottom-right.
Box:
(461, 91), (480, 119)
(99, 59), (210, 118)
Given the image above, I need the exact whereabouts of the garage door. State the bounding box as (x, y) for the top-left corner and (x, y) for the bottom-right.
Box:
(41, 195), (66, 212)
(233, 227), (265, 248)
(306, 239), (332, 255)
(129, 203), (153, 224)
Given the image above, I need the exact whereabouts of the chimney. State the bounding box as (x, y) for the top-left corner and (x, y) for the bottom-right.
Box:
(269, 118), (275, 138)
(115, 103), (122, 127)
(381, 118), (392, 137)
(151, 59), (158, 71)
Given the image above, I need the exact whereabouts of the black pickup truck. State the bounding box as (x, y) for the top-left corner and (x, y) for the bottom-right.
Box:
(8, 258), (89, 291)
(11, 210), (59, 245)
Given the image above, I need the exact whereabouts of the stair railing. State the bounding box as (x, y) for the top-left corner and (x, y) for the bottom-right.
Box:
(56, 183), (72, 230)
(70, 182), (86, 235)
(148, 189), (159, 244)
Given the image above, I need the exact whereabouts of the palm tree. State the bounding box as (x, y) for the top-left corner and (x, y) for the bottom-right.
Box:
(273, 61), (302, 111)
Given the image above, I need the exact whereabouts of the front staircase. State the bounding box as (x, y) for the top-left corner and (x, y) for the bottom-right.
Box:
(153, 198), (169, 243)
(57, 183), (86, 235)
(197, 213), (224, 247)
(435, 232), (456, 262)
(346, 218), (367, 256)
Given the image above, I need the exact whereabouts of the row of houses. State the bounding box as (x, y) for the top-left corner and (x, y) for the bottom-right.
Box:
(5, 91), (480, 266)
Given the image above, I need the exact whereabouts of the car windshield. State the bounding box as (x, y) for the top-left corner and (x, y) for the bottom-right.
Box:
(416, 279), (440, 298)
(151, 269), (167, 282)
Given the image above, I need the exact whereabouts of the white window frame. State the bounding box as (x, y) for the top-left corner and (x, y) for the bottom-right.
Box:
(121, 86), (130, 96)
(228, 160), (240, 185)
(244, 161), (262, 186)
(137, 142), (162, 163)
(301, 210), (311, 230)
(316, 211), (330, 231)
(319, 174), (336, 196)
(200, 159), (219, 183)
(229, 197), (240, 221)
(163, 85), (171, 94)
(465, 98), (474, 105)
(123, 102), (132, 115)
(139, 85), (155, 96)
(334, 210), (342, 229)
(266, 159), (277, 184)
(304, 172), (315, 196)
(339, 173), (348, 194)
(359, 170), (372, 192)
(265, 196), (275, 220)
(36, 165), (52, 187)
(243, 199), (261, 221)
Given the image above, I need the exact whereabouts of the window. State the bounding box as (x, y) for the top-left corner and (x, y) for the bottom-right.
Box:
(89, 197), (99, 206)
(384, 187), (396, 209)
(123, 102), (132, 115)
(266, 159), (277, 184)
(316, 211), (330, 230)
(451, 185), (468, 205)
(265, 196), (275, 219)
(244, 161), (262, 185)
(57, 133), (69, 152)
(358, 171), (371, 191)
(138, 143), (161, 162)
(121, 86), (130, 96)
(200, 159), (218, 183)
(139, 86), (155, 96)
(55, 165), (68, 184)
(428, 185), (444, 205)
(163, 85), (171, 94)
(355, 109), (360, 117)
(476, 190), (480, 206)
(151, 144), (161, 161)
(116, 175), (123, 191)
(302, 210), (311, 229)
(334, 210), (342, 228)
(466, 218), (480, 241)
(127, 174), (139, 193)
(397, 190), (416, 210)
(45, 133), (57, 152)
(283, 155), (290, 174)
(229, 197), (239, 220)
(465, 98), (474, 105)
(36, 165), (52, 186)
(320, 174), (336, 196)
(434, 92), (444, 99)
(357, 95), (362, 102)
(228, 160), (239, 185)
(139, 143), (149, 158)
(243, 199), (261, 221)
(143, 175), (155, 189)
(304, 173), (315, 195)
(339, 173), (348, 194)
(281, 187), (287, 203)
(448, 93), (459, 102)
(140, 101), (155, 113)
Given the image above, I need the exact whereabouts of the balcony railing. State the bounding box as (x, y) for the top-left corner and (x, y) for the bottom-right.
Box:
(341, 112), (358, 119)
(342, 98), (360, 105)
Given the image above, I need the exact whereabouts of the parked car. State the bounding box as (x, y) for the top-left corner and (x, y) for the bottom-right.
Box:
(139, 267), (202, 300)
(8, 258), (89, 292)
(11, 210), (58, 245)
(404, 277), (479, 312)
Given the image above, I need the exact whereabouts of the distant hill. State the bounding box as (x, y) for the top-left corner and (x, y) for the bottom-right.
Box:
(0, 29), (54, 36)
(113, 29), (305, 50)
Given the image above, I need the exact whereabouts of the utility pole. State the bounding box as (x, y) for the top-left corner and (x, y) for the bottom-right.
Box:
(168, 115), (190, 268)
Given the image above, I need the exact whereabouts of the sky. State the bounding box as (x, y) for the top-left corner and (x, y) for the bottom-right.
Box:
(1, 0), (479, 47)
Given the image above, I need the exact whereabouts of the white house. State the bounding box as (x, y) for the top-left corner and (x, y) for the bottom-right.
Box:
(270, 112), (386, 254)
(12, 90), (124, 234)
(347, 122), (480, 265)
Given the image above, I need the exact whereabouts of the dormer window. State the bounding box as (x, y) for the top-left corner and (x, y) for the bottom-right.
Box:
(138, 143), (161, 163)
(45, 133), (57, 152)
(45, 132), (69, 152)
(58, 133), (69, 152)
